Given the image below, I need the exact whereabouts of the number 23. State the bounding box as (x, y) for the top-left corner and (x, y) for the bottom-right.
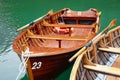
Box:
(32, 62), (42, 70)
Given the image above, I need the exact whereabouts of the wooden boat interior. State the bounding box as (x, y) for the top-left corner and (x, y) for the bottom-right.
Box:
(13, 8), (100, 56)
(70, 26), (120, 80)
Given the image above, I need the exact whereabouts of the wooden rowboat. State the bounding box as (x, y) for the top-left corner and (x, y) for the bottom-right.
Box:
(70, 25), (120, 80)
(12, 8), (101, 80)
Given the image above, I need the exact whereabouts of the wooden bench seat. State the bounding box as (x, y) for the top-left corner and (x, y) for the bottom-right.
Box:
(99, 47), (120, 54)
(84, 63), (120, 77)
(42, 20), (95, 28)
(27, 35), (87, 41)
(44, 23), (95, 28)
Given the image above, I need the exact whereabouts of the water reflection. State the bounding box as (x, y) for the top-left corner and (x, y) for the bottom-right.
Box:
(0, 1), (23, 80)
(0, 46), (22, 80)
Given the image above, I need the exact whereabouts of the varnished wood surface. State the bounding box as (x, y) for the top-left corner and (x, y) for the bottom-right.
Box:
(61, 9), (96, 18)
(12, 8), (100, 80)
(13, 8), (99, 55)
(28, 35), (88, 41)
(43, 23), (95, 28)
(26, 48), (76, 80)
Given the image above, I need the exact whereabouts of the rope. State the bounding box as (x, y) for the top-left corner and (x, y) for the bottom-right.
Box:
(16, 47), (30, 80)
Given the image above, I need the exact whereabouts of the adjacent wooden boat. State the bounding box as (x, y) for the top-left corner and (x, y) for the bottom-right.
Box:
(70, 25), (120, 80)
(12, 8), (101, 80)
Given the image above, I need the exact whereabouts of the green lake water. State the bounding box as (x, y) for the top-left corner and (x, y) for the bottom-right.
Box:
(0, 0), (120, 80)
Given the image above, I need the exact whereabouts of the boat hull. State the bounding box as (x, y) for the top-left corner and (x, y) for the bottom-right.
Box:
(23, 49), (78, 80)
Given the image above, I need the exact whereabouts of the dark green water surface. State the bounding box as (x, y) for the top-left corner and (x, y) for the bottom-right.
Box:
(0, 0), (120, 80)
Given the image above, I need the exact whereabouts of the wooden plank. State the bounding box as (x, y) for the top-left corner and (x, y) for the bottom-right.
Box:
(44, 23), (95, 28)
(42, 20), (95, 28)
(84, 63), (120, 77)
(99, 47), (120, 54)
(28, 35), (87, 41)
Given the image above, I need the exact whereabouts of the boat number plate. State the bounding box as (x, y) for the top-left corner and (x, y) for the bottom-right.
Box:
(32, 62), (42, 70)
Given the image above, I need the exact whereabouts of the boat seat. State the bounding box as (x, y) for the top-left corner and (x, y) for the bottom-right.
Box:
(27, 28), (87, 41)
(27, 35), (87, 41)
(42, 20), (95, 28)
(84, 63), (120, 77)
(28, 35), (87, 48)
(99, 47), (120, 54)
